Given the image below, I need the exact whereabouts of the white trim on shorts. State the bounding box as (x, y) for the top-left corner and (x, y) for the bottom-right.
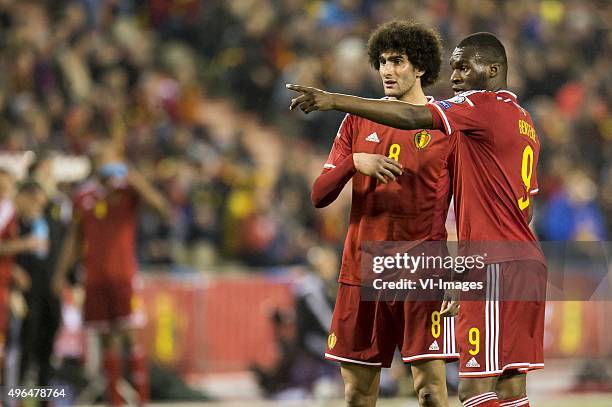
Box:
(402, 353), (460, 363)
(463, 392), (498, 407)
(324, 353), (382, 366)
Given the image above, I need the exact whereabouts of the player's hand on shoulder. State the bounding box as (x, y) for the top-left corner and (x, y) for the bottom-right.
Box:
(440, 289), (460, 317)
(353, 153), (403, 184)
(287, 84), (335, 113)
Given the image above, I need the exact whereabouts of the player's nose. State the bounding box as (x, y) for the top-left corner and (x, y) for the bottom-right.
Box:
(450, 69), (462, 83)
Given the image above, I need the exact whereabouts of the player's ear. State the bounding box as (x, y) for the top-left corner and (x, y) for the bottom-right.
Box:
(489, 63), (501, 79)
(415, 68), (425, 79)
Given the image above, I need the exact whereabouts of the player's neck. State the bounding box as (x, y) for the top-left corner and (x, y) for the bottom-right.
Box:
(398, 86), (428, 105)
(488, 79), (508, 92)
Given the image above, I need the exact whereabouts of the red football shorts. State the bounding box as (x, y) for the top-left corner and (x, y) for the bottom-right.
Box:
(325, 283), (458, 368)
(457, 261), (546, 377)
(84, 277), (146, 331)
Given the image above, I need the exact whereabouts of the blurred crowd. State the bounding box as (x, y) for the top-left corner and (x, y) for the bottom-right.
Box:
(0, 0), (609, 271)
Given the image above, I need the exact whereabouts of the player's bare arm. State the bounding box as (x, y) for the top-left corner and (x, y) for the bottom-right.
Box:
(126, 167), (172, 221)
(0, 235), (46, 255)
(287, 84), (433, 130)
(353, 153), (403, 184)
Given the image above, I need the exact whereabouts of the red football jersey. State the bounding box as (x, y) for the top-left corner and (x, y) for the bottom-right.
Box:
(0, 199), (16, 288)
(324, 104), (454, 285)
(73, 180), (139, 284)
(427, 90), (544, 264)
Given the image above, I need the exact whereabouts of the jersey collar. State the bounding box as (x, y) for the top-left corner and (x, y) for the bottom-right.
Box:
(496, 90), (517, 100)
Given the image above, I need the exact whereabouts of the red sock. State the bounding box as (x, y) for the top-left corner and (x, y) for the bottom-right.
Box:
(463, 392), (500, 406)
(500, 396), (530, 406)
(103, 350), (123, 406)
(129, 344), (150, 404)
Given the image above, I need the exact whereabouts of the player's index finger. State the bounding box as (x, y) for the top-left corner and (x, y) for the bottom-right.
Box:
(286, 84), (312, 93)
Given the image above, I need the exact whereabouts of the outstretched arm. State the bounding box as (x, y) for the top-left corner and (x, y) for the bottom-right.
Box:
(287, 84), (433, 130)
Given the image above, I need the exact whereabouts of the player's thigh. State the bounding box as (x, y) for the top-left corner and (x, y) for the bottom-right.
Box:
(108, 279), (134, 320)
(340, 362), (381, 400)
(410, 359), (448, 399)
(326, 283), (396, 368)
(84, 283), (112, 324)
(495, 371), (526, 400)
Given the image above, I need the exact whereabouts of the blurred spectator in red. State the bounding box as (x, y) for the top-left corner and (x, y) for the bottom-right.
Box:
(53, 139), (170, 405)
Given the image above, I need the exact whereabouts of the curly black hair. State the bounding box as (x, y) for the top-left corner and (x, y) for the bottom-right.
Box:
(367, 20), (443, 88)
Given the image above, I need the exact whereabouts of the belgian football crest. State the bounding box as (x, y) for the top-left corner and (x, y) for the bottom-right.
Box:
(328, 332), (337, 350)
(414, 130), (431, 149)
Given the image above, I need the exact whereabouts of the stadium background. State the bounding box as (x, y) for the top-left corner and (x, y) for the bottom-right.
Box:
(0, 0), (610, 405)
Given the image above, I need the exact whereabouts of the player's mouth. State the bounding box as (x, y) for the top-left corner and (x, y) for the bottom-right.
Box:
(452, 86), (465, 94)
(384, 80), (397, 89)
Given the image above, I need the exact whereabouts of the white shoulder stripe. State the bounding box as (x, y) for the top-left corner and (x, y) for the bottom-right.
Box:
(336, 114), (350, 138)
(323, 163), (336, 169)
(430, 103), (452, 135)
(460, 90), (486, 96)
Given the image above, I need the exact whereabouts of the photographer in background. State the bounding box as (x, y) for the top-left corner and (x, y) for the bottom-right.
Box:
(12, 180), (54, 392)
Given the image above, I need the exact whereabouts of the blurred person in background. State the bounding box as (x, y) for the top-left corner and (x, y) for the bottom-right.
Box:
(0, 168), (17, 384)
(540, 169), (606, 241)
(293, 246), (338, 397)
(11, 180), (53, 391)
(251, 246), (340, 400)
(10, 152), (73, 396)
(305, 21), (457, 407)
(0, 169), (48, 386)
(53, 139), (171, 406)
